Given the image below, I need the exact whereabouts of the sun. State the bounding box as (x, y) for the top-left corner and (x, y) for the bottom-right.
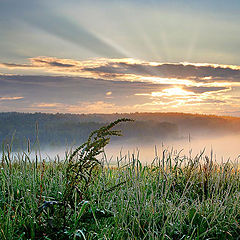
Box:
(151, 87), (193, 97)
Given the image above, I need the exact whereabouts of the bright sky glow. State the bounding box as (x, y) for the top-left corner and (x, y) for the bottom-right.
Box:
(152, 88), (194, 97)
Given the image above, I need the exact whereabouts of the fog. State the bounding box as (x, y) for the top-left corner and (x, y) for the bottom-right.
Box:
(33, 133), (240, 164)
(2, 112), (240, 164)
(104, 134), (240, 164)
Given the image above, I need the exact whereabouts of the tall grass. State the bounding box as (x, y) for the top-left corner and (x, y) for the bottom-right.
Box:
(1, 147), (239, 239)
(0, 121), (239, 239)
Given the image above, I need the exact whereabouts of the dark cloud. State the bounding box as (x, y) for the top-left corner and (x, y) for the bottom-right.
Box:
(0, 63), (34, 68)
(0, 74), (171, 107)
(184, 86), (229, 93)
(0, 72), (238, 114)
(172, 99), (226, 105)
(1, 57), (240, 83)
(2, 74), (227, 96)
(0, 74), (168, 88)
(33, 59), (75, 68)
(200, 99), (226, 104)
(48, 61), (74, 68)
(0, 59), (74, 69)
(83, 62), (240, 82)
(0, 72), (233, 113)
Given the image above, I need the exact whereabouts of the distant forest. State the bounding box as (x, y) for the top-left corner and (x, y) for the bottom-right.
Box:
(0, 112), (240, 150)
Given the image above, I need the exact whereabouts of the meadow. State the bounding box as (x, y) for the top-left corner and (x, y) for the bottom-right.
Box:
(0, 119), (239, 240)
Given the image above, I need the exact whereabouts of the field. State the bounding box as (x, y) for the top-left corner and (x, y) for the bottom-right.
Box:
(0, 120), (240, 240)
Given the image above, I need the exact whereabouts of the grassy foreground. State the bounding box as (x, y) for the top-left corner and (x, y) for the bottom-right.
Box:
(0, 119), (240, 240)
(0, 148), (240, 240)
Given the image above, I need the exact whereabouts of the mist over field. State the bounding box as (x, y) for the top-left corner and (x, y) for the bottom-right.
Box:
(105, 133), (240, 163)
(37, 133), (240, 165)
(3, 112), (238, 163)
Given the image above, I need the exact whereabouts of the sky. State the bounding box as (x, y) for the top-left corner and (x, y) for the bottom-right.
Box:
(0, 0), (240, 116)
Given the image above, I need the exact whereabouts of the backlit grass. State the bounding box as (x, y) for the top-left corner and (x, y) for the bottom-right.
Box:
(0, 146), (239, 239)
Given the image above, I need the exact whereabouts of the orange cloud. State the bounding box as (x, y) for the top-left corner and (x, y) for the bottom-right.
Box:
(29, 101), (133, 114)
(33, 103), (59, 108)
(0, 96), (24, 101)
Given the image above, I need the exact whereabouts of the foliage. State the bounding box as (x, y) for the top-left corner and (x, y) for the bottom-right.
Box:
(1, 112), (240, 150)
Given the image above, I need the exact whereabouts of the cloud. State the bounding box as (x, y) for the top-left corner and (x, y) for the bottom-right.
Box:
(0, 63), (34, 69)
(82, 61), (240, 83)
(29, 101), (134, 114)
(0, 57), (240, 116)
(33, 59), (75, 68)
(183, 86), (230, 94)
(66, 101), (121, 114)
(1, 57), (240, 85)
(33, 103), (59, 108)
(0, 96), (24, 101)
(0, 74), (173, 110)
